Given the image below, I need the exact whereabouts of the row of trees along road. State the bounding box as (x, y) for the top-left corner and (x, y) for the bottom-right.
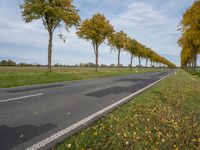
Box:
(21, 0), (176, 72)
(179, 0), (200, 71)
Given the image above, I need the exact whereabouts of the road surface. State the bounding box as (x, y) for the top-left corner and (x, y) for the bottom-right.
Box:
(0, 70), (173, 150)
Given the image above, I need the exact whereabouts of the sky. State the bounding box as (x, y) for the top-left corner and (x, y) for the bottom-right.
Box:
(0, 0), (196, 66)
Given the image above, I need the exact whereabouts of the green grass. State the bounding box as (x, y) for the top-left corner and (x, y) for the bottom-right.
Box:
(191, 69), (200, 76)
(0, 67), (162, 88)
(55, 70), (200, 150)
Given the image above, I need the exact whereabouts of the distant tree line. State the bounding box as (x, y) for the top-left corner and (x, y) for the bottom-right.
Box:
(0, 59), (172, 69)
(0, 60), (44, 67)
(20, 0), (176, 72)
(0, 60), (118, 68)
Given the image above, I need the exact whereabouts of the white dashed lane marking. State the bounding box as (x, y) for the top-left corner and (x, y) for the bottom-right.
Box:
(0, 93), (44, 103)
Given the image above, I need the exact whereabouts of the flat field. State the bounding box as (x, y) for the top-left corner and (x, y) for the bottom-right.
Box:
(0, 67), (161, 88)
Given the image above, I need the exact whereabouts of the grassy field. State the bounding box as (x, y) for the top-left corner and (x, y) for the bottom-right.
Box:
(55, 70), (200, 150)
(0, 67), (162, 88)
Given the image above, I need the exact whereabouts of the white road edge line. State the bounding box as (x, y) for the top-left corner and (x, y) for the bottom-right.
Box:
(0, 93), (44, 103)
(26, 72), (173, 150)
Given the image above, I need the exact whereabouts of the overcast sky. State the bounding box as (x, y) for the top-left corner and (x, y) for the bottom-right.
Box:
(0, 0), (196, 66)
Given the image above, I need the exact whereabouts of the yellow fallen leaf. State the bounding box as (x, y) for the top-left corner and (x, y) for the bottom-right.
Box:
(67, 144), (71, 148)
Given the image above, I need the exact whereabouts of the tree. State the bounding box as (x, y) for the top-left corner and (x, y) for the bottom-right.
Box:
(76, 13), (114, 71)
(126, 38), (137, 70)
(144, 48), (151, 68)
(109, 31), (128, 70)
(0, 60), (8, 66)
(148, 50), (154, 67)
(0, 60), (16, 66)
(7, 60), (16, 66)
(135, 43), (146, 69)
(178, 0), (200, 70)
(179, 28), (200, 70)
(21, 0), (80, 72)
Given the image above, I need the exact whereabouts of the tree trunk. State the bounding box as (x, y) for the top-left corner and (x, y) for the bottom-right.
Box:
(130, 54), (133, 71)
(48, 31), (53, 72)
(95, 53), (98, 71)
(146, 58), (148, 68)
(193, 54), (197, 71)
(138, 56), (141, 70)
(117, 49), (121, 70)
(95, 46), (99, 72)
(92, 42), (99, 71)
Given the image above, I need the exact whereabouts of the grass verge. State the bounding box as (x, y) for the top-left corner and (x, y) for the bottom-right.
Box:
(191, 69), (200, 76)
(0, 67), (161, 88)
(55, 70), (200, 150)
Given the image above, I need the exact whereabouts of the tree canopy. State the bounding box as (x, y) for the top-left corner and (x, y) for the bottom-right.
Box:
(109, 31), (128, 51)
(21, 0), (80, 31)
(126, 37), (176, 69)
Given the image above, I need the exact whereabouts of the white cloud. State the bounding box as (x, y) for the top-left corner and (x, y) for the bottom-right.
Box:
(113, 2), (168, 28)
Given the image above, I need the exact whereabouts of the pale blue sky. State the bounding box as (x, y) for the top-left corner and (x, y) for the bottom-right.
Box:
(0, 0), (196, 66)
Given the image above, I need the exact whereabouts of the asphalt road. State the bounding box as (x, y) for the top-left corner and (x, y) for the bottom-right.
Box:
(0, 70), (173, 150)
